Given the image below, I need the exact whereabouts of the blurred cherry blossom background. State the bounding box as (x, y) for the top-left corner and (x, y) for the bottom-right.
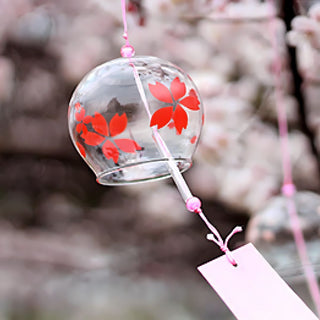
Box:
(0, 0), (320, 319)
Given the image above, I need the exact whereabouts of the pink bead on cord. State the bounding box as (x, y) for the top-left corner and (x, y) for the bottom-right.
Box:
(120, 44), (135, 58)
(120, 0), (135, 59)
(186, 196), (202, 213)
(281, 183), (296, 197)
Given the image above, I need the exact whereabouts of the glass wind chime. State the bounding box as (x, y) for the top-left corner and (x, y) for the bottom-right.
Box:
(68, 1), (320, 318)
(68, 0), (242, 265)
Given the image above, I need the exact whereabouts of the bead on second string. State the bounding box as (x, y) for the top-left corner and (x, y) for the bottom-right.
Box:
(281, 183), (296, 197)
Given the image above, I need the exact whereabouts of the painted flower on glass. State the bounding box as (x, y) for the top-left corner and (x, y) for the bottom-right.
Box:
(148, 77), (200, 135)
(73, 102), (141, 163)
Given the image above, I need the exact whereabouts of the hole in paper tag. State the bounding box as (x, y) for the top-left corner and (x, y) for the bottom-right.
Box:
(198, 243), (318, 320)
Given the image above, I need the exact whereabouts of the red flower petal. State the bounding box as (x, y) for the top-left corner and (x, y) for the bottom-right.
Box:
(190, 135), (197, 144)
(81, 126), (105, 146)
(189, 89), (197, 98)
(170, 77), (186, 101)
(110, 113), (127, 137)
(179, 95), (200, 110)
(91, 112), (109, 136)
(75, 103), (85, 122)
(102, 140), (119, 163)
(75, 102), (82, 111)
(76, 142), (86, 158)
(83, 116), (93, 124)
(150, 106), (173, 129)
(148, 82), (173, 103)
(76, 123), (84, 133)
(173, 105), (188, 135)
(114, 139), (141, 153)
(133, 141), (142, 151)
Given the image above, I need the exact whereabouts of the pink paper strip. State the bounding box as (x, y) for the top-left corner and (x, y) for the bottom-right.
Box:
(198, 243), (319, 320)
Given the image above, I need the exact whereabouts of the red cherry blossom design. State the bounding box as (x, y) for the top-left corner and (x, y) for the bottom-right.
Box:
(171, 77), (186, 101)
(89, 113), (109, 136)
(76, 122), (84, 133)
(173, 105), (188, 134)
(75, 102), (85, 121)
(102, 140), (119, 163)
(76, 142), (86, 158)
(190, 136), (197, 144)
(109, 113), (127, 137)
(148, 77), (200, 135)
(149, 82), (173, 104)
(73, 103), (87, 157)
(72, 106), (141, 163)
(150, 106), (173, 130)
(81, 125), (105, 146)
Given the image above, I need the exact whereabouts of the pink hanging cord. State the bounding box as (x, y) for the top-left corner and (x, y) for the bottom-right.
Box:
(267, 1), (320, 316)
(121, 0), (135, 58)
(120, 0), (241, 266)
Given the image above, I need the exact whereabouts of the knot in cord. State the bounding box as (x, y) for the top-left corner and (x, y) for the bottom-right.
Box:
(186, 202), (242, 267)
(220, 244), (228, 253)
(206, 226), (243, 267)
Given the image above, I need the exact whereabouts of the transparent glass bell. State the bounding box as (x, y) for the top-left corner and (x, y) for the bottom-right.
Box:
(68, 56), (203, 185)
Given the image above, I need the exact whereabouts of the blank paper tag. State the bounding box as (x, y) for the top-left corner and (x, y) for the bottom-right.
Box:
(198, 243), (318, 320)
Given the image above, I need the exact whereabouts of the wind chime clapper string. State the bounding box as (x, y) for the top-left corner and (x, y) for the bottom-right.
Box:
(120, 0), (242, 267)
(267, 0), (320, 316)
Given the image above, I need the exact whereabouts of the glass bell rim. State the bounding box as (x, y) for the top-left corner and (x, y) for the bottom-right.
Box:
(96, 158), (192, 186)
